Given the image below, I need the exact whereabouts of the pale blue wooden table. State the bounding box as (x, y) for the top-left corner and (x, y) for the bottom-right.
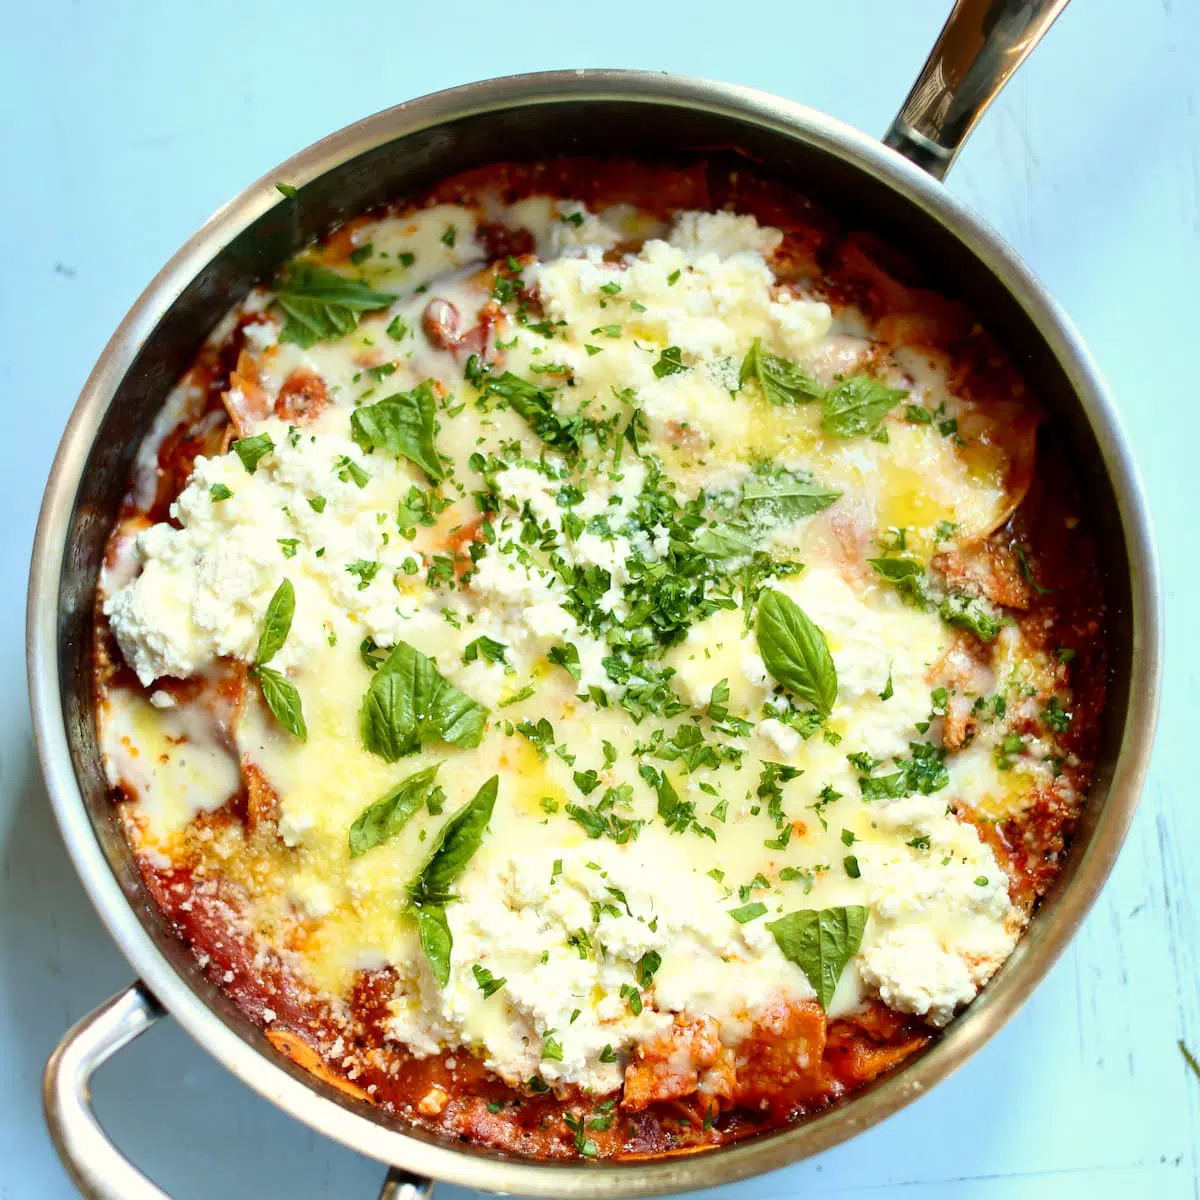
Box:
(2, 2), (1196, 1196)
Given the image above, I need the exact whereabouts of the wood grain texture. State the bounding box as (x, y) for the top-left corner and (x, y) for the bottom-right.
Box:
(1, 1), (1196, 1197)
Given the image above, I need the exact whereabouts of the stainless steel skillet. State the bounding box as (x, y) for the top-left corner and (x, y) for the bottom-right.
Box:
(27, 1), (1162, 1196)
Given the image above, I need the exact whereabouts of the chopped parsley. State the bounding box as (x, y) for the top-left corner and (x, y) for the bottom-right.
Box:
(729, 901), (768, 923)
(472, 964), (506, 997)
(652, 346), (687, 378)
(345, 559), (381, 590)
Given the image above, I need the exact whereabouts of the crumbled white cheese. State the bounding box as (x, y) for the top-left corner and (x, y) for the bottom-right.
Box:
(105, 507), (285, 685)
(858, 926), (978, 1027)
(498, 465), (564, 526)
(530, 217), (833, 415)
(105, 408), (441, 685)
(548, 204), (624, 257)
(570, 530), (631, 582)
(403, 837), (814, 1092)
(758, 717), (803, 756)
(667, 210), (783, 259)
(242, 319), (278, 351)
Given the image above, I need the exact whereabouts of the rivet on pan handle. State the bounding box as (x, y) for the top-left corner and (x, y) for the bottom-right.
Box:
(43, 981), (435, 1200)
(884, 0), (1071, 179)
(377, 1166), (436, 1199)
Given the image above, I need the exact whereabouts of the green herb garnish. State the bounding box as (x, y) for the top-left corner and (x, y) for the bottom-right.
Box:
(348, 764), (440, 857)
(350, 380), (446, 481)
(739, 338), (824, 406)
(768, 906), (868, 1009)
(361, 642), (488, 761)
(274, 264), (394, 348)
(755, 590), (838, 716)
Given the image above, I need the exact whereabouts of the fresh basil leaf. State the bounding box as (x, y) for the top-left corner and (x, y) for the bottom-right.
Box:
(868, 556), (928, 605)
(350, 380), (446, 481)
(413, 902), (453, 986)
(275, 182), (298, 200)
(361, 641), (488, 761)
(739, 337), (824, 406)
(348, 764), (439, 858)
(740, 476), (842, 524)
(209, 483), (233, 502)
(274, 264), (395, 348)
(254, 579), (295, 667)
(409, 775), (498, 905)
(482, 372), (582, 459)
(232, 434), (274, 475)
(767, 905), (868, 1009)
(756, 590), (838, 716)
(693, 525), (756, 558)
(255, 665), (307, 740)
(652, 346), (687, 379)
(821, 376), (907, 438)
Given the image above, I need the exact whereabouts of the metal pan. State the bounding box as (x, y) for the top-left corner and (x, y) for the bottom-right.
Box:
(27, 2), (1162, 1197)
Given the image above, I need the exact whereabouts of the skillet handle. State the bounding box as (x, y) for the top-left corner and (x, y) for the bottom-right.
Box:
(44, 982), (172, 1200)
(45, 981), (435, 1200)
(884, 0), (1071, 179)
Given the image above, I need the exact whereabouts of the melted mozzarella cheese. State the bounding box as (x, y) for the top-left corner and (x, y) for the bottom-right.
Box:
(102, 687), (242, 840)
(99, 199), (1058, 1095)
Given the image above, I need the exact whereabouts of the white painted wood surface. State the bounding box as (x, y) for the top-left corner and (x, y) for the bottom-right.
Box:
(1, 1), (1195, 1196)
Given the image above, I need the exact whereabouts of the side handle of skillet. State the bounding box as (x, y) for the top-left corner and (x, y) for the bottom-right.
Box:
(42, 983), (434, 1199)
(885, 0), (1071, 179)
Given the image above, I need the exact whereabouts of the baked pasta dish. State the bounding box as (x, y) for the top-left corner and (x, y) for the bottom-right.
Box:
(95, 159), (1107, 1158)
